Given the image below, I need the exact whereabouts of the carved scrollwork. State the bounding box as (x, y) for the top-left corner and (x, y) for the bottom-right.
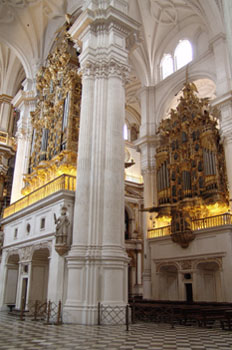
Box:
(20, 245), (33, 262)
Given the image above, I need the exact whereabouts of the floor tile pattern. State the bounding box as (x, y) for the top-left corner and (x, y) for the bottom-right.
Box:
(1, 312), (232, 350)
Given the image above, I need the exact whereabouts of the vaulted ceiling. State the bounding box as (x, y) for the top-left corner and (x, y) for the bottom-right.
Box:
(0, 0), (227, 116)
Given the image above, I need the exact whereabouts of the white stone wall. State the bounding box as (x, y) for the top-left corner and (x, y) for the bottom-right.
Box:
(149, 227), (232, 302)
(0, 191), (75, 310)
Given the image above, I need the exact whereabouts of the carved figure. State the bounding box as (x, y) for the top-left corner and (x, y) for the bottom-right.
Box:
(54, 206), (70, 246)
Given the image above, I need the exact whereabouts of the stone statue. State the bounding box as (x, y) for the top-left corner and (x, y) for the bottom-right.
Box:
(54, 206), (70, 246)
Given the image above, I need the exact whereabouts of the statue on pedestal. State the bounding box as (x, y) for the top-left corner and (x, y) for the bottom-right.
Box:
(54, 205), (71, 255)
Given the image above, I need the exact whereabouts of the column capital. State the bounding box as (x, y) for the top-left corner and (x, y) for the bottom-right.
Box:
(82, 0), (129, 12)
(134, 134), (160, 149)
(69, 2), (140, 79)
(12, 89), (36, 112)
(80, 59), (130, 80)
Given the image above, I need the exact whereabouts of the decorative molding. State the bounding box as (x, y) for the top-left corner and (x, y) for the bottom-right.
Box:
(0, 94), (13, 104)
(20, 245), (33, 262)
(80, 59), (130, 80)
(155, 255), (224, 272)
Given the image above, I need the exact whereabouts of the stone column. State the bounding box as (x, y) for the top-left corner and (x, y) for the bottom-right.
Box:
(64, 0), (140, 324)
(223, 0), (232, 75)
(0, 94), (13, 132)
(11, 79), (36, 203)
(135, 86), (159, 299)
(0, 94), (16, 214)
(210, 34), (232, 95)
(212, 97), (232, 206)
(0, 249), (8, 309)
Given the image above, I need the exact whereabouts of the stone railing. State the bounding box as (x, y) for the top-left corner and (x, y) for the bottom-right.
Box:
(0, 131), (16, 150)
(148, 213), (232, 239)
(3, 174), (76, 218)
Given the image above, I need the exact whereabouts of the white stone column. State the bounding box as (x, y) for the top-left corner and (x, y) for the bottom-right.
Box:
(11, 79), (36, 203)
(136, 249), (142, 285)
(0, 249), (8, 309)
(223, 0), (232, 75)
(0, 94), (13, 132)
(47, 242), (65, 302)
(213, 97), (232, 206)
(0, 94), (16, 213)
(64, 0), (140, 324)
(210, 34), (232, 95)
(135, 86), (159, 299)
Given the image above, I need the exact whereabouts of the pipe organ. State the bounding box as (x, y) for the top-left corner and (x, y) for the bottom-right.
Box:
(22, 27), (81, 195)
(155, 82), (228, 247)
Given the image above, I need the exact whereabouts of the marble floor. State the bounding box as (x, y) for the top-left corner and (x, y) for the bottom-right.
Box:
(1, 312), (232, 350)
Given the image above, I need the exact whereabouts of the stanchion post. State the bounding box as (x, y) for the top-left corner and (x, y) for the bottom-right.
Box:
(126, 305), (129, 331)
(98, 302), (101, 325)
(56, 300), (62, 325)
(46, 300), (51, 324)
(132, 299), (135, 324)
(34, 300), (38, 321)
(20, 298), (25, 321)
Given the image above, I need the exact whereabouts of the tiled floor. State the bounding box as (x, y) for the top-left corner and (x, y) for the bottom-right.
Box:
(1, 312), (232, 350)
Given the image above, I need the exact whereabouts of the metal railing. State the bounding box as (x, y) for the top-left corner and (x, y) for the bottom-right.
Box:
(3, 174), (76, 218)
(147, 225), (171, 239)
(148, 213), (232, 239)
(20, 299), (62, 325)
(98, 302), (130, 330)
(192, 212), (232, 230)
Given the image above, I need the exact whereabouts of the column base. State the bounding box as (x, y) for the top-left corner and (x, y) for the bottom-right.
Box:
(63, 245), (129, 324)
(63, 304), (98, 324)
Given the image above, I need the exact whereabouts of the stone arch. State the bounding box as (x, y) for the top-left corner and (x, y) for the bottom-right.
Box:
(195, 259), (222, 302)
(30, 241), (52, 258)
(194, 258), (221, 271)
(156, 261), (180, 273)
(157, 263), (179, 301)
(4, 252), (20, 307)
(0, 36), (33, 80)
(29, 246), (50, 303)
(156, 74), (217, 126)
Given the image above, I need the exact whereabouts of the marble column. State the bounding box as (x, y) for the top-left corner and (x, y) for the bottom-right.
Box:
(11, 79), (36, 203)
(64, 0), (140, 324)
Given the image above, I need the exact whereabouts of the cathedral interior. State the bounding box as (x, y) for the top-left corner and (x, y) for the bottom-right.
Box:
(0, 0), (232, 327)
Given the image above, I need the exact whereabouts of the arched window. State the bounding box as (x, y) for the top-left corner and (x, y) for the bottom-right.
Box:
(123, 123), (129, 140)
(174, 40), (193, 70)
(161, 54), (174, 79)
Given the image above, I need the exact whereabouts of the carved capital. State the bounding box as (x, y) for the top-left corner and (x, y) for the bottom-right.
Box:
(81, 59), (130, 81)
